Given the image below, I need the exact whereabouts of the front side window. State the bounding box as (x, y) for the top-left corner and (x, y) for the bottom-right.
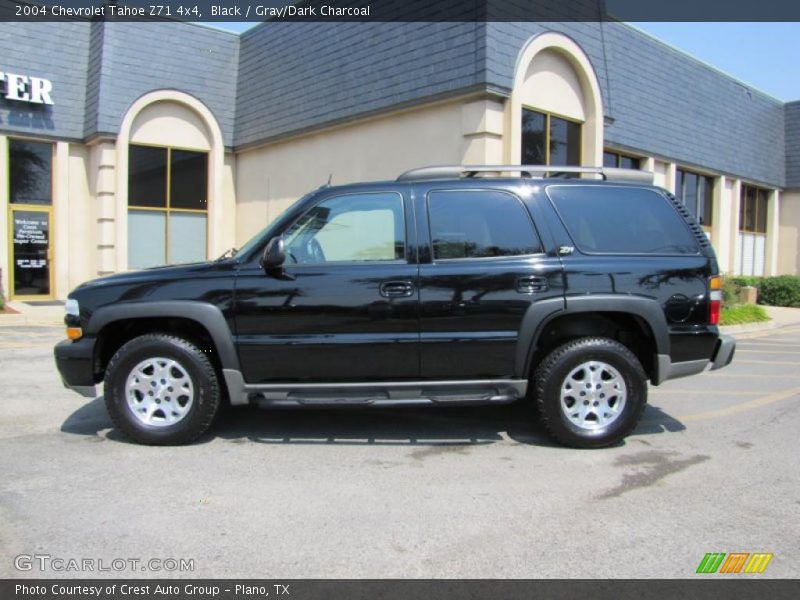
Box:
(522, 108), (581, 166)
(548, 186), (699, 255)
(10, 139), (53, 205)
(284, 192), (405, 264)
(128, 145), (208, 269)
(427, 190), (542, 260)
(675, 168), (714, 227)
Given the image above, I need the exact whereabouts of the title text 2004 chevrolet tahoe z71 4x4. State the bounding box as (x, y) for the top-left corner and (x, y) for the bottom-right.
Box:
(54, 165), (735, 448)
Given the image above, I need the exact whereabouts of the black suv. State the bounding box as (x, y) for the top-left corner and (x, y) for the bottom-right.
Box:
(54, 165), (735, 448)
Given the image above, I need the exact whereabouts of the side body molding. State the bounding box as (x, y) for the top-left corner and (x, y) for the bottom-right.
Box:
(87, 301), (241, 374)
(514, 295), (670, 377)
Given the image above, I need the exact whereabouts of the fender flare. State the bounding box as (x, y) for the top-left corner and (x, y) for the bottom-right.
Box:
(87, 301), (241, 372)
(515, 295), (670, 377)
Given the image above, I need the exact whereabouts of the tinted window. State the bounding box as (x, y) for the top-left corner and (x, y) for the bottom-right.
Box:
(285, 193), (405, 263)
(10, 140), (52, 205)
(521, 109), (546, 164)
(548, 186), (699, 255)
(549, 116), (581, 166)
(170, 150), (208, 210)
(428, 190), (542, 260)
(129, 145), (167, 207)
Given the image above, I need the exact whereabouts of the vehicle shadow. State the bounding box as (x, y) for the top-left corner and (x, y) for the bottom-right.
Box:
(61, 397), (686, 448)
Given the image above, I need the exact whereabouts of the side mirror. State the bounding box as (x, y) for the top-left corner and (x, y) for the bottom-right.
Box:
(261, 236), (286, 271)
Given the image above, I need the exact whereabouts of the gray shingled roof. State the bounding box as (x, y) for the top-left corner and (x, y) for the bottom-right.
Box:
(0, 20), (795, 188)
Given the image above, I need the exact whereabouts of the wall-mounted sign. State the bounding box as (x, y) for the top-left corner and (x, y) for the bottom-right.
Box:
(0, 71), (53, 105)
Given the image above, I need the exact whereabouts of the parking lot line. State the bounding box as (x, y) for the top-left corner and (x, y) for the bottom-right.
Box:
(736, 349), (800, 354)
(733, 359), (800, 365)
(678, 386), (800, 421)
(650, 389), (761, 396)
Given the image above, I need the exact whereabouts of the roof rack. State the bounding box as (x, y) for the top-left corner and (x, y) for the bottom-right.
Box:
(396, 165), (654, 184)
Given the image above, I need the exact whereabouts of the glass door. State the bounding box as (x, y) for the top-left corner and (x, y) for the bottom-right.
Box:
(9, 206), (53, 298)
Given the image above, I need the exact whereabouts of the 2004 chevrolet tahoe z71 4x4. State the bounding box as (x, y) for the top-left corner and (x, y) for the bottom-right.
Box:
(54, 165), (736, 448)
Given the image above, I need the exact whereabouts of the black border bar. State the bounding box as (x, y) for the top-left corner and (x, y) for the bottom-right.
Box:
(4, 579), (800, 600)
(2, 0), (800, 22)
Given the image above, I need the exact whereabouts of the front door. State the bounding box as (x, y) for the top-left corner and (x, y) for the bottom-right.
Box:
(233, 189), (419, 384)
(415, 186), (564, 379)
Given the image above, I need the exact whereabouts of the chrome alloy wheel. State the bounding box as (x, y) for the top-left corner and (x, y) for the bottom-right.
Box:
(125, 357), (194, 427)
(560, 361), (627, 430)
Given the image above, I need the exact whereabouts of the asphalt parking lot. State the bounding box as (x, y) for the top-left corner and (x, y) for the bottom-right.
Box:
(0, 324), (798, 579)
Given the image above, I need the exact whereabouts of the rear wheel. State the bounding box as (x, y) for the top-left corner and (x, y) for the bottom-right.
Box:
(104, 334), (220, 445)
(533, 337), (647, 448)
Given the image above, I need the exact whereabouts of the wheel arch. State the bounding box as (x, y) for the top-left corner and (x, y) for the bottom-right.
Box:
(516, 295), (669, 381)
(88, 301), (240, 379)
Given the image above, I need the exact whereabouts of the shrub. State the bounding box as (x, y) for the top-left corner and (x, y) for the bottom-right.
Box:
(719, 304), (770, 326)
(758, 275), (800, 307)
(729, 275), (762, 289)
(720, 276), (741, 306)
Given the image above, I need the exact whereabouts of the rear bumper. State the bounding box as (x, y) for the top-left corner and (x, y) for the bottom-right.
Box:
(710, 334), (736, 371)
(654, 334), (736, 384)
(54, 338), (97, 398)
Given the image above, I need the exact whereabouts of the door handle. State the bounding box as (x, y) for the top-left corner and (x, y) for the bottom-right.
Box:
(516, 276), (548, 294)
(380, 281), (415, 298)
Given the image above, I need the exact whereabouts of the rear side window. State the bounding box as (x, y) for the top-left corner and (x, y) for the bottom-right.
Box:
(428, 190), (542, 260)
(547, 186), (699, 255)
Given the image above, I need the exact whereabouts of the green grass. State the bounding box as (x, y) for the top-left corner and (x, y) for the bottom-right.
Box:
(720, 303), (770, 326)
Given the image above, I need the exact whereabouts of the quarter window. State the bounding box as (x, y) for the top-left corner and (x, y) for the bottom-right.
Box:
(522, 108), (581, 167)
(128, 144), (208, 268)
(427, 190), (542, 260)
(548, 186), (699, 255)
(284, 192), (405, 264)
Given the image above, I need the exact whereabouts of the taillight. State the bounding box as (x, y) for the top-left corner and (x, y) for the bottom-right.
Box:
(709, 276), (722, 325)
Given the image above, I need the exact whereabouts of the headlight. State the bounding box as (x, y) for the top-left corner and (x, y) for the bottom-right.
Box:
(65, 298), (80, 316)
(64, 299), (82, 340)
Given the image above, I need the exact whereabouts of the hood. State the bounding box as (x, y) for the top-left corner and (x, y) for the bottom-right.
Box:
(74, 261), (214, 291)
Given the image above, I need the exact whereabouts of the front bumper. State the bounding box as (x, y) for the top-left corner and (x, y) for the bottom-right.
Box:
(54, 337), (97, 398)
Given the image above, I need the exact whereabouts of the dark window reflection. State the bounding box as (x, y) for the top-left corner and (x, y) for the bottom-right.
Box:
(129, 145), (167, 207)
(170, 150), (208, 210)
(521, 109), (546, 164)
(429, 190), (542, 259)
(10, 140), (52, 205)
(676, 168), (714, 226)
(549, 186), (699, 255)
(549, 116), (581, 166)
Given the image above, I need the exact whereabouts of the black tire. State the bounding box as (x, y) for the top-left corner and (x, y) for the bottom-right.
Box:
(533, 337), (647, 449)
(104, 334), (220, 445)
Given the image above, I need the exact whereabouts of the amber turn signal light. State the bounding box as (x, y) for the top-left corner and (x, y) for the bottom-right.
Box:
(66, 327), (83, 341)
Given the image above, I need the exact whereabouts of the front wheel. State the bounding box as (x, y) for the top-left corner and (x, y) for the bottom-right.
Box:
(104, 334), (220, 445)
(533, 337), (647, 449)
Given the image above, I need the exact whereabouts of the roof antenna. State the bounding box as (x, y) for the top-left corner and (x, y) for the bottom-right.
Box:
(327, 173), (333, 186)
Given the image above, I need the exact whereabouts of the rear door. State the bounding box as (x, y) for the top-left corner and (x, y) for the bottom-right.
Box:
(415, 183), (565, 379)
